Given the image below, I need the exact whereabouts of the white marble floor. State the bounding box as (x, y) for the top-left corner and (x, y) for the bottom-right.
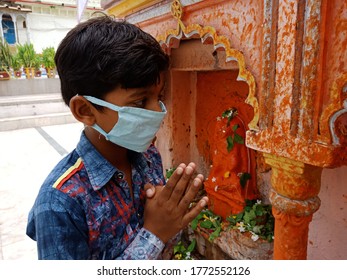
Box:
(0, 122), (83, 260)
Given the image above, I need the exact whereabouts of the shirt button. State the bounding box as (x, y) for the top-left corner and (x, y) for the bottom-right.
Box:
(117, 172), (124, 180)
(137, 213), (141, 218)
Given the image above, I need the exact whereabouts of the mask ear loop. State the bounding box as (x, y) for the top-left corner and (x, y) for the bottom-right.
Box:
(80, 95), (106, 141)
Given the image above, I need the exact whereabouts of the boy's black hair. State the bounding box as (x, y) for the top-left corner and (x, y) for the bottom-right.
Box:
(55, 15), (170, 106)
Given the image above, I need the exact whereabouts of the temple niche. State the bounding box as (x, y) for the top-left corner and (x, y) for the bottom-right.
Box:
(155, 38), (261, 218)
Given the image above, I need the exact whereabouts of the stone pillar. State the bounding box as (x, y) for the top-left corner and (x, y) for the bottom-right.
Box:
(11, 13), (18, 44)
(24, 14), (31, 44)
(264, 153), (322, 259)
(0, 13), (4, 42)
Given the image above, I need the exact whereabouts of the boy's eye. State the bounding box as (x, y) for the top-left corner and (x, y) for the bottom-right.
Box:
(132, 99), (146, 108)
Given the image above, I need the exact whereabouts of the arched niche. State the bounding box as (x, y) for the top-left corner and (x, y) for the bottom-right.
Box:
(16, 14), (27, 45)
(155, 2), (260, 218)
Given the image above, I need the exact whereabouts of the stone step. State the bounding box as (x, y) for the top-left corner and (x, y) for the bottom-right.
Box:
(0, 112), (77, 131)
(0, 93), (63, 105)
(0, 94), (69, 118)
(0, 99), (69, 118)
(0, 94), (77, 131)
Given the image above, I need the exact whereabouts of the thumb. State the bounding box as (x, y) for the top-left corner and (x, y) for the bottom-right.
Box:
(144, 183), (156, 198)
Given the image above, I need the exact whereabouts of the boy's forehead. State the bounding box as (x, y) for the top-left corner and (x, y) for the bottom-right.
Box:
(126, 81), (166, 97)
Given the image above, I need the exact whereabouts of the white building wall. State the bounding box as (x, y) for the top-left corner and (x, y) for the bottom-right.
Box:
(27, 13), (77, 53)
(13, 0), (102, 54)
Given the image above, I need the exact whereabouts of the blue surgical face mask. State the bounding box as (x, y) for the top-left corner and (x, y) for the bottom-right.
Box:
(83, 95), (167, 153)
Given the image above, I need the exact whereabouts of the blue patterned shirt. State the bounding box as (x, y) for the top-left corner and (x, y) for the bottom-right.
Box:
(26, 132), (170, 260)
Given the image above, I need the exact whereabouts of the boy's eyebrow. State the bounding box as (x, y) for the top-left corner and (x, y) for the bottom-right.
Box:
(127, 83), (166, 98)
(128, 90), (147, 98)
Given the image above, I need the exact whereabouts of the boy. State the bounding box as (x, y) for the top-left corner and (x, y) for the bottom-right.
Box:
(26, 15), (208, 260)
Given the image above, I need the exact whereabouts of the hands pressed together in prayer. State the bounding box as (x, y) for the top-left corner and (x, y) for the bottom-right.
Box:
(143, 162), (208, 243)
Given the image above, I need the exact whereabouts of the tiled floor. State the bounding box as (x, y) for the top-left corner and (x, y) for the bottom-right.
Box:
(0, 123), (83, 260)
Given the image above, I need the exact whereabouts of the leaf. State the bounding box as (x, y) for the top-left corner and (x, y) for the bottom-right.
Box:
(191, 211), (204, 230)
(209, 227), (221, 241)
(232, 124), (239, 131)
(243, 212), (251, 224)
(226, 215), (236, 225)
(243, 209), (256, 224)
(187, 239), (196, 253)
(204, 209), (214, 217)
(227, 136), (234, 152)
(191, 217), (199, 230)
(165, 167), (176, 179)
(233, 133), (244, 144)
(236, 212), (244, 221)
(173, 242), (185, 254)
(200, 220), (213, 229)
(240, 172), (252, 188)
(211, 218), (221, 228)
(255, 205), (265, 216)
(249, 209), (256, 219)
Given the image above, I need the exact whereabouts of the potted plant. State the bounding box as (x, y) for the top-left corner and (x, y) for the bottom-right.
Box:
(42, 46), (56, 78)
(33, 53), (43, 77)
(11, 53), (23, 78)
(17, 43), (36, 79)
(0, 39), (12, 80)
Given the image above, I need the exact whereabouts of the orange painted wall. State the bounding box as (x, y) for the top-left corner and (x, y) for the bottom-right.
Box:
(131, 0), (347, 259)
(158, 69), (254, 172)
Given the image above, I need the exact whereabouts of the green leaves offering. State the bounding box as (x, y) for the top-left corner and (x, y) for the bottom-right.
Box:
(173, 239), (196, 260)
(191, 209), (223, 242)
(226, 199), (275, 242)
(226, 124), (245, 152)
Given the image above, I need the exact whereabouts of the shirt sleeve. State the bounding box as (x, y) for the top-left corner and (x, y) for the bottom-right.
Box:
(26, 189), (90, 260)
(116, 227), (165, 260)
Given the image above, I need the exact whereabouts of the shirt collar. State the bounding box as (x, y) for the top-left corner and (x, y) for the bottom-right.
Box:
(76, 132), (153, 191)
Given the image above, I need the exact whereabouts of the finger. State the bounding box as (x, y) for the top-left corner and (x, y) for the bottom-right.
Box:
(159, 163), (186, 202)
(177, 176), (202, 211)
(169, 163), (196, 204)
(186, 173), (204, 193)
(196, 174), (204, 181)
(144, 183), (156, 199)
(182, 197), (209, 227)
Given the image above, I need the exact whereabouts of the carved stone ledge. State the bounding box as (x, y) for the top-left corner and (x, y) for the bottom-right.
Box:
(185, 226), (274, 260)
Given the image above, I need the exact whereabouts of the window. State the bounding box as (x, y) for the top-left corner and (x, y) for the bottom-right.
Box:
(2, 14), (16, 44)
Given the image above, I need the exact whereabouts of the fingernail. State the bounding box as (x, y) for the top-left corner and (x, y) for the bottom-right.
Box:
(200, 199), (207, 207)
(146, 188), (154, 197)
(185, 166), (193, 175)
(194, 179), (200, 187)
(176, 167), (183, 175)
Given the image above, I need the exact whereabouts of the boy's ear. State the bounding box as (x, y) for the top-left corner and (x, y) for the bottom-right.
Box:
(69, 95), (96, 126)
